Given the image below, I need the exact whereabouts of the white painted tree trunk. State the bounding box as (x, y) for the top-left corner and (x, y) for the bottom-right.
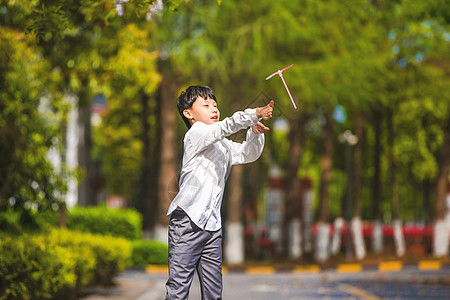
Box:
(331, 217), (344, 255)
(288, 218), (302, 259)
(445, 194), (450, 256)
(433, 219), (449, 257)
(315, 222), (330, 262)
(446, 194), (450, 226)
(393, 219), (405, 257)
(225, 222), (244, 264)
(372, 219), (383, 253)
(154, 224), (169, 245)
(266, 188), (284, 254)
(303, 190), (313, 253)
(65, 95), (79, 209)
(351, 217), (366, 260)
(447, 194), (450, 231)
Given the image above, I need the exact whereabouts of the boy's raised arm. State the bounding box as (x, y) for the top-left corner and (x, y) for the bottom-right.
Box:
(188, 100), (274, 154)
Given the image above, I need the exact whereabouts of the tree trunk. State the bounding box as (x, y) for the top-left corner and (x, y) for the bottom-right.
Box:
(433, 118), (450, 257)
(387, 109), (405, 257)
(301, 177), (314, 254)
(334, 184), (347, 256)
(387, 110), (400, 220)
(224, 89), (250, 264)
(331, 217), (344, 255)
(315, 110), (333, 262)
(352, 109), (366, 260)
(318, 111), (333, 223)
(343, 141), (353, 260)
(140, 91), (158, 238)
(245, 158), (262, 246)
(353, 110), (363, 217)
(423, 179), (433, 224)
(284, 111), (303, 259)
(155, 75), (178, 243)
(77, 91), (95, 207)
(64, 94), (79, 209)
(225, 165), (244, 264)
(371, 108), (383, 253)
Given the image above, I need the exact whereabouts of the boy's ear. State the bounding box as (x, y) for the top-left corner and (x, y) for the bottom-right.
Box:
(183, 109), (193, 120)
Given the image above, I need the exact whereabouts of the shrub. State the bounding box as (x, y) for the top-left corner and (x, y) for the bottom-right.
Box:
(0, 234), (77, 300)
(0, 208), (59, 235)
(48, 228), (132, 286)
(0, 205), (143, 241)
(130, 239), (168, 267)
(0, 229), (132, 299)
(89, 234), (132, 285)
(0, 209), (22, 235)
(67, 205), (143, 240)
(47, 229), (97, 290)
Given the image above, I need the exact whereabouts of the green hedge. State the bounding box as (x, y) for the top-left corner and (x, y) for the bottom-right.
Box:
(66, 205), (143, 240)
(130, 240), (168, 267)
(0, 209), (22, 235)
(0, 235), (77, 300)
(0, 205), (142, 240)
(0, 229), (131, 300)
(0, 208), (58, 235)
(0, 205), (169, 271)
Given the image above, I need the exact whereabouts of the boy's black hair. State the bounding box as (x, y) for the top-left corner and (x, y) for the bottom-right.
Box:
(177, 85), (218, 128)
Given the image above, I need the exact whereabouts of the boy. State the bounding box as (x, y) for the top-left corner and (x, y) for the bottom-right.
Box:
(165, 85), (274, 300)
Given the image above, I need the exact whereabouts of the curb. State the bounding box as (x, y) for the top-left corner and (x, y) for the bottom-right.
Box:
(146, 260), (448, 275)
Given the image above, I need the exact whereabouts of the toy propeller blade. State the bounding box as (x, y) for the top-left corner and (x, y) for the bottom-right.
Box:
(280, 64), (294, 72)
(265, 64), (294, 80)
(279, 73), (297, 110)
(265, 71), (279, 80)
(264, 64), (298, 110)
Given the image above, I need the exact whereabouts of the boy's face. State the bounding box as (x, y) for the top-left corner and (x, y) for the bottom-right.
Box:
(183, 96), (220, 126)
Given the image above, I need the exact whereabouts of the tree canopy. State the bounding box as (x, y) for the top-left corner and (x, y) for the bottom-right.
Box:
(1, 0), (448, 230)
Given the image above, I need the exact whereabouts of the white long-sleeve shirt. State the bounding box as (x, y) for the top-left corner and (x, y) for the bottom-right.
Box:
(167, 108), (264, 231)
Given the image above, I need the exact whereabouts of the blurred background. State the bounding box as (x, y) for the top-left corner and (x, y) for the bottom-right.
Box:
(1, 1), (449, 295)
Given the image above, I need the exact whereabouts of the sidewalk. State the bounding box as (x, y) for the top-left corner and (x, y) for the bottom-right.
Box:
(80, 260), (450, 300)
(81, 270), (166, 300)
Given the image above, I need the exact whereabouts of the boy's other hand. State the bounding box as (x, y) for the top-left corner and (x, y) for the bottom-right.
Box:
(256, 100), (274, 120)
(252, 122), (270, 134)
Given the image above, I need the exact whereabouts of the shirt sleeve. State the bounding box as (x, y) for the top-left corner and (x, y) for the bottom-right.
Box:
(225, 128), (265, 165)
(187, 108), (260, 155)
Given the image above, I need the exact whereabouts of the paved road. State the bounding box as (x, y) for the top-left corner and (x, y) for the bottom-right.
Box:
(82, 266), (450, 300)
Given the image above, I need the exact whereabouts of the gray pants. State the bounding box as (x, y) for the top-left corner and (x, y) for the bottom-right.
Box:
(165, 210), (223, 300)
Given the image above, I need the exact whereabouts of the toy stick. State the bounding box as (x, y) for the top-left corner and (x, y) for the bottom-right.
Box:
(265, 64), (297, 110)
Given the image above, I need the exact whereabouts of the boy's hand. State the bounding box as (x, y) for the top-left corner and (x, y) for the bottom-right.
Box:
(256, 100), (274, 120)
(252, 122), (270, 134)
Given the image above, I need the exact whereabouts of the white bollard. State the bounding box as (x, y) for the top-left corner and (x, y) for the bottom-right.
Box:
(393, 219), (405, 257)
(331, 218), (344, 255)
(315, 222), (330, 262)
(225, 222), (244, 264)
(372, 219), (383, 253)
(352, 217), (366, 260)
(288, 218), (302, 259)
(433, 220), (449, 257)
